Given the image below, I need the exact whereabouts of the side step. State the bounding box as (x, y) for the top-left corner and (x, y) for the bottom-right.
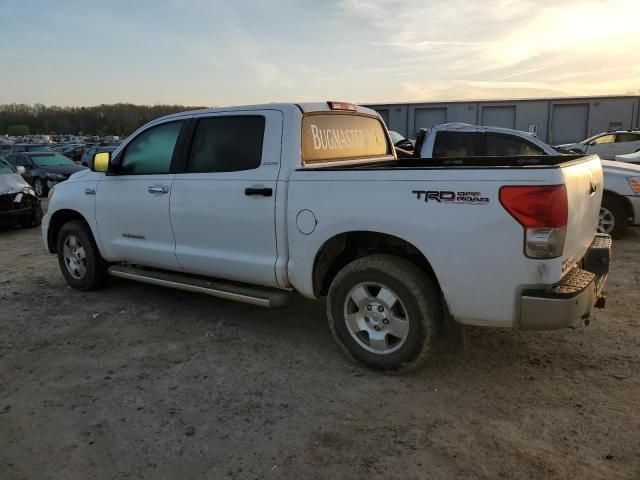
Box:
(108, 265), (290, 308)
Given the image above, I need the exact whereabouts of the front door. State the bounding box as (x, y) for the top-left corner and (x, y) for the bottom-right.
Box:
(170, 111), (282, 287)
(95, 120), (185, 271)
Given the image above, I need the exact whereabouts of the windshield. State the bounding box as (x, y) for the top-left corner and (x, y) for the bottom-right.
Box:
(0, 159), (14, 174)
(31, 154), (76, 166)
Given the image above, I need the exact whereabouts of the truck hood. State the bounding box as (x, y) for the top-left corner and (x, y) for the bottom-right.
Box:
(0, 172), (32, 195)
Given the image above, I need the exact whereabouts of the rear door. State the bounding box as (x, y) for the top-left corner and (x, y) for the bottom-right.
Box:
(170, 110), (283, 287)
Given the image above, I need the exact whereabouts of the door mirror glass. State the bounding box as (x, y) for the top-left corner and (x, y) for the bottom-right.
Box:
(93, 151), (110, 172)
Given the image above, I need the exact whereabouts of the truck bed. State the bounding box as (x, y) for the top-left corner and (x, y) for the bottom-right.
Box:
(302, 154), (586, 170)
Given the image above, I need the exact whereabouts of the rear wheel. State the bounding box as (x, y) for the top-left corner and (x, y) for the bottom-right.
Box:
(327, 254), (441, 371)
(599, 195), (628, 239)
(56, 220), (108, 290)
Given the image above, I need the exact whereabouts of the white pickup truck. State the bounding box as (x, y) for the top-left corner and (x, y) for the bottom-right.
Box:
(43, 102), (610, 371)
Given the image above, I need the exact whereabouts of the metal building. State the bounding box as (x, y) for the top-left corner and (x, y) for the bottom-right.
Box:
(364, 95), (640, 144)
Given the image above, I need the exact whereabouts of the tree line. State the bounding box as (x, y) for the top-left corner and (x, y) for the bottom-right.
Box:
(0, 103), (207, 137)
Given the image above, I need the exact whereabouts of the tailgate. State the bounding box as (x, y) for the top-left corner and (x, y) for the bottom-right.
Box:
(561, 155), (603, 268)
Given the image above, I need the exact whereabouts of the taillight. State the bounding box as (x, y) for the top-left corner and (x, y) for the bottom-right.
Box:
(499, 185), (568, 259)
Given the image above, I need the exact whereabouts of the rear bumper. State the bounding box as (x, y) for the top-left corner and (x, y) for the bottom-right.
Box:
(519, 234), (611, 330)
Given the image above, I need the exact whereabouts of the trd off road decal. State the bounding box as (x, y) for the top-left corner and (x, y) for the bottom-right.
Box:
(412, 190), (489, 205)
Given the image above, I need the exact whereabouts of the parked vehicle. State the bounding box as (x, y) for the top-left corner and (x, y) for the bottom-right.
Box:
(5, 152), (88, 197)
(615, 151), (640, 165)
(81, 145), (117, 167)
(43, 102), (609, 371)
(0, 157), (42, 228)
(413, 123), (640, 239)
(61, 144), (86, 163)
(556, 130), (640, 160)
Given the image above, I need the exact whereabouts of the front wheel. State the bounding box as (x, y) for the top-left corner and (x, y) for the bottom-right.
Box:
(56, 220), (108, 290)
(327, 254), (441, 372)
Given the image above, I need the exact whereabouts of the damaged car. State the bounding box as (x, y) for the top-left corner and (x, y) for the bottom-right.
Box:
(0, 157), (43, 228)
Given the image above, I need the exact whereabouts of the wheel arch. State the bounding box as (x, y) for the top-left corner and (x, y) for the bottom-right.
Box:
(602, 189), (633, 222)
(47, 209), (94, 253)
(312, 230), (442, 299)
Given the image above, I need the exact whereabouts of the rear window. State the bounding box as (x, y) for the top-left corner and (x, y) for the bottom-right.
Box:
(301, 113), (390, 164)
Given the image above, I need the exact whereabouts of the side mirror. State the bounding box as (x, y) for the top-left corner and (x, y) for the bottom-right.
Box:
(92, 151), (111, 172)
(16, 165), (26, 175)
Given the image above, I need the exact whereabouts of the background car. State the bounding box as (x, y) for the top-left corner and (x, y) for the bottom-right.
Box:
(556, 130), (640, 159)
(80, 145), (117, 167)
(0, 157), (42, 228)
(5, 152), (87, 197)
(60, 144), (86, 163)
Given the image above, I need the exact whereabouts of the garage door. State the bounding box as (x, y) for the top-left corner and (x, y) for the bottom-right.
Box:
(551, 104), (589, 144)
(375, 109), (390, 127)
(414, 108), (447, 133)
(481, 106), (516, 129)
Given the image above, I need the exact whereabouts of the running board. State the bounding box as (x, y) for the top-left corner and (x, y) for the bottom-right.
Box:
(108, 265), (290, 308)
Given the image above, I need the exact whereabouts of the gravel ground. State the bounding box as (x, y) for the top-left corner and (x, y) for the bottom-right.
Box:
(1, 202), (639, 480)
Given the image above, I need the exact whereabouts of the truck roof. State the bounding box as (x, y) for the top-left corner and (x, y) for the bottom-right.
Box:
(151, 102), (379, 124)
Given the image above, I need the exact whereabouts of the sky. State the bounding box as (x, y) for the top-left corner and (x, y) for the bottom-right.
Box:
(0, 0), (639, 107)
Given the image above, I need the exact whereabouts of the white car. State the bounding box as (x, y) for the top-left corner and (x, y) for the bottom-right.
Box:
(556, 131), (640, 160)
(43, 103), (608, 371)
(615, 151), (640, 165)
(414, 123), (640, 238)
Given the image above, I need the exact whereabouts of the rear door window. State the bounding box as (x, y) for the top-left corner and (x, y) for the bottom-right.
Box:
(485, 134), (544, 156)
(615, 133), (640, 143)
(301, 114), (390, 164)
(187, 116), (265, 172)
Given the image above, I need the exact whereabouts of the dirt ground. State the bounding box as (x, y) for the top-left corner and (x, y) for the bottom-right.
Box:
(1, 201), (639, 480)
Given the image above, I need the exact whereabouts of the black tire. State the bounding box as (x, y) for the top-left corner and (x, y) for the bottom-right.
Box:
(56, 220), (108, 290)
(327, 254), (441, 372)
(34, 178), (48, 197)
(20, 205), (43, 228)
(599, 195), (628, 239)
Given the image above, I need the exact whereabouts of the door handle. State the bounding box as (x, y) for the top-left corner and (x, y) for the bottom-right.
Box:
(244, 187), (273, 197)
(148, 185), (169, 194)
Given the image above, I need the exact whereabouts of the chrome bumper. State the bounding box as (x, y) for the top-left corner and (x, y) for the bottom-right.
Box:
(520, 234), (611, 330)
